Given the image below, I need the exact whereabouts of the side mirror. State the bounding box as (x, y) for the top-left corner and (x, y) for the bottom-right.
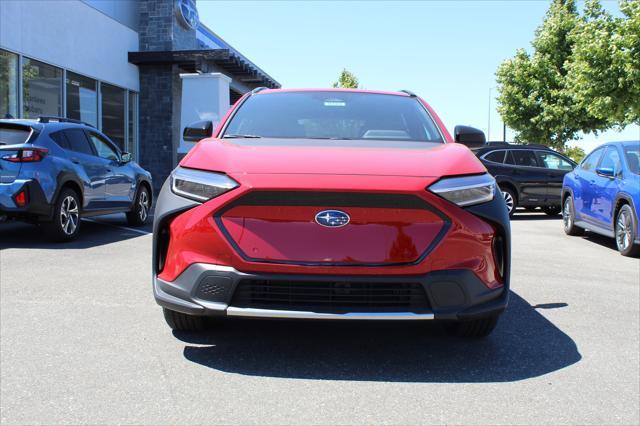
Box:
(596, 166), (615, 178)
(183, 120), (214, 142)
(120, 152), (132, 164)
(454, 125), (486, 148)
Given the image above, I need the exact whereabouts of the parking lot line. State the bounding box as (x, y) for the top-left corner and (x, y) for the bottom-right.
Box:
(83, 218), (151, 235)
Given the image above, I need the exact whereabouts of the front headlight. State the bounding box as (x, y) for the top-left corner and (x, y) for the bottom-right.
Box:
(171, 167), (239, 202)
(428, 173), (495, 207)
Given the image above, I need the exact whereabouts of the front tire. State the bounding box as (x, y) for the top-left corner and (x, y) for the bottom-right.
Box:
(126, 185), (150, 227)
(500, 186), (517, 217)
(43, 188), (81, 242)
(445, 315), (499, 338)
(615, 204), (640, 257)
(162, 308), (208, 331)
(563, 196), (584, 236)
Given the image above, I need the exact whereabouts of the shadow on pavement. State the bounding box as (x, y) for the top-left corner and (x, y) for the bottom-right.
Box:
(581, 231), (620, 252)
(176, 291), (581, 383)
(0, 215), (151, 250)
(510, 211), (562, 221)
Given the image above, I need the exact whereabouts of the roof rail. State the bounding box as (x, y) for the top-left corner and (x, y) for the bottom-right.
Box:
(251, 87), (269, 94)
(399, 89), (417, 97)
(486, 141), (511, 146)
(38, 116), (95, 128)
(524, 143), (550, 149)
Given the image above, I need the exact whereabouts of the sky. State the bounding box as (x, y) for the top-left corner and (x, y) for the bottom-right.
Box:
(199, 0), (640, 152)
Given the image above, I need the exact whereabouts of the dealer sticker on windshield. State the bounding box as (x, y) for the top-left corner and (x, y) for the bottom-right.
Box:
(324, 99), (346, 107)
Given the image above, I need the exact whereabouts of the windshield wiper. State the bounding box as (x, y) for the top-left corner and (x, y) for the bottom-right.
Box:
(222, 134), (262, 139)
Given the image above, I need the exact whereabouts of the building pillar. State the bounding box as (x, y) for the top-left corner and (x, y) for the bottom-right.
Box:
(138, 64), (176, 194)
(178, 73), (231, 155)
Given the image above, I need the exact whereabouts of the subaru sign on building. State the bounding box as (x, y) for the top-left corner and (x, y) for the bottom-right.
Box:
(0, 0), (279, 192)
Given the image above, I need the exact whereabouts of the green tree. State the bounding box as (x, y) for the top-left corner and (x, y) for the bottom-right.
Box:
(567, 0), (640, 127)
(496, 0), (607, 149)
(332, 69), (359, 89)
(562, 145), (586, 163)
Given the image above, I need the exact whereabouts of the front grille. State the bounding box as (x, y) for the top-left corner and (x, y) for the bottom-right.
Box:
(231, 279), (431, 313)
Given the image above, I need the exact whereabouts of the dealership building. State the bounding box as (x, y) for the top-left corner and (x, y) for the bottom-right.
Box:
(0, 0), (280, 191)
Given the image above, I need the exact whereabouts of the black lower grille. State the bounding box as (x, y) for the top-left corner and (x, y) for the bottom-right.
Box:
(231, 279), (430, 313)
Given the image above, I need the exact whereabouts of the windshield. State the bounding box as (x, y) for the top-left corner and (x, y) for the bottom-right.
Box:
(624, 145), (640, 175)
(222, 91), (444, 143)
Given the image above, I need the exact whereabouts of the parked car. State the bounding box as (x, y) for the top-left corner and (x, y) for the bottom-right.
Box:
(153, 88), (511, 338)
(562, 141), (640, 257)
(473, 142), (577, 217)
(0, 117), (152, 241)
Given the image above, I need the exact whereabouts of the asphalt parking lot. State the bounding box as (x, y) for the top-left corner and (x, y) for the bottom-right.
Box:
(0, 212), (638, 425)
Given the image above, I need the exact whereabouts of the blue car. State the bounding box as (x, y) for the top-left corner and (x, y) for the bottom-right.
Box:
(0, 118), (152, 241)
(562, 141), (640, 257)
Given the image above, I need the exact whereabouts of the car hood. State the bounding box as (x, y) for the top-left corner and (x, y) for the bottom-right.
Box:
(180, 138), (486, 178)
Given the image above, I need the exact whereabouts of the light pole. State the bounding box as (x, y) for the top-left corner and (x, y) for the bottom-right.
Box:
(488, 87), (492, 140)
(489, 86), (508, 142)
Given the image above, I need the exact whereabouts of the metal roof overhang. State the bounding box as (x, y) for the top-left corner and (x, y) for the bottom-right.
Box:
(128, 49), (280, 89)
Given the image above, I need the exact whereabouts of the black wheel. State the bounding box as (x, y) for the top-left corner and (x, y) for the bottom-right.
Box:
(500, 186), (517, 217)
(615, 204), (640, 257)
(543, 206), (561, 216)
(162, 308), (208, 331)
(43, 188), (81, 242)
(126, 185), (150, 227)
(445, 315), (499, 338)
(562, 195), (584, 236)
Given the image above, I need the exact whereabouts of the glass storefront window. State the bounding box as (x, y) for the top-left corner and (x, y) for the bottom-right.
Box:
(0, 49), (19, 119)
(127, 91), (138, 158)
(101, 83), (125, 150)
(22, 57), (63, 118)
(66, 71), (97, 127)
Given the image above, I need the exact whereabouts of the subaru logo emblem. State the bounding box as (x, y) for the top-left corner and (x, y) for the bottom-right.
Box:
(176, 0), (199, 30)
(315, 210), (350, 228)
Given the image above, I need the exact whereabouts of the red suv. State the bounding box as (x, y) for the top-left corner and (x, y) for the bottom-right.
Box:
(153, 89), (510, 338)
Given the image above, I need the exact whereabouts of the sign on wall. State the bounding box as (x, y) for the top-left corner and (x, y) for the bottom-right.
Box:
(175, 0), (199, 30)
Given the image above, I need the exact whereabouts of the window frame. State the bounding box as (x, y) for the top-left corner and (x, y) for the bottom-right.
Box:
(0, 48), (20, 119)
(623, 145), (640, 176)
(0, 48), (139, 159)
(62, 128), (96, 156)
(597, 145), (623, 178)
(21, 56), (64, 118)
(86, 130), (121, 162)
(65, 70), (98, 127)
(481, 149), (507, 164)
(534, 150), (575, 171)
(510, 149), (541, 168)
(580, 147), (606, 173)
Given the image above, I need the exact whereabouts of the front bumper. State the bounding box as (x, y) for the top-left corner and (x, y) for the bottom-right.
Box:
(154, 263), (507, 321)
(152, 173), (511, 321)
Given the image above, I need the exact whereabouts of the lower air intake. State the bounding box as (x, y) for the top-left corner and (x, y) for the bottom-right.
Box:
(231, 279), (430, 313)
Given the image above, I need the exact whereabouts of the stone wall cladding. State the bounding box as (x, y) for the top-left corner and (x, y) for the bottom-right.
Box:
(138, 65), (174, 193)
(137, 0), (198, 192)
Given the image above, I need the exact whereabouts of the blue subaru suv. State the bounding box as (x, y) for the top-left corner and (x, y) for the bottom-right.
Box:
(562, 141), (640, 257)
(0, 118), (152, 241)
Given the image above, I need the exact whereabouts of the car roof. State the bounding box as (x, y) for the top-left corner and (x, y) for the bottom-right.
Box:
(474, 143), (560, 154)
(608, 140), (640, 147)
(256, 88), (413, 97)
(0, 118), (95, 132)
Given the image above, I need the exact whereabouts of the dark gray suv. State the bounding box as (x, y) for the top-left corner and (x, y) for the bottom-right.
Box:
(473, 142), (577, 217)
